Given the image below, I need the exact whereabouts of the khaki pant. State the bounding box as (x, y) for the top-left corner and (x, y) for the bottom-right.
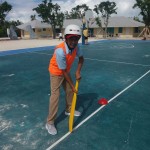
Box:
(47, 74), (73, 124)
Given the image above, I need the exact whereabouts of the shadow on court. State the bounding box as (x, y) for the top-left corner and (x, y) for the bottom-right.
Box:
(55, 93), (98, 126)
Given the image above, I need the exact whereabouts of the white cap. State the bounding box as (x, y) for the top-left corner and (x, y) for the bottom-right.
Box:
(64, 24), (81, 36)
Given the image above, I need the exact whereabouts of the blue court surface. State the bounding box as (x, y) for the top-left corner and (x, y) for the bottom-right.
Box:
(0, 40), (150, 150)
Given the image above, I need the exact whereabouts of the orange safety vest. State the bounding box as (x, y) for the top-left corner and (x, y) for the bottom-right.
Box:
(49, 42), (77, 75)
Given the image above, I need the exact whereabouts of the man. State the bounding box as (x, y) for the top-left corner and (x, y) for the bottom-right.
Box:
(7, 28), (10, 38)
(58, 32), (63, 40)
(46, 24), (84, 135)
(83, 28), (89, 45)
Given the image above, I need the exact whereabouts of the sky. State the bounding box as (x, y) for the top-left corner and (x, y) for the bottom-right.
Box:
(4, 0), (141, 23)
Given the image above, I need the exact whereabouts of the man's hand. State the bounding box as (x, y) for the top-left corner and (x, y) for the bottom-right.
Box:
(62, 70), (78, 93)
(76, 56), (84, 80)
(75, 71), (81, 80)
(71, 85), (78, 93)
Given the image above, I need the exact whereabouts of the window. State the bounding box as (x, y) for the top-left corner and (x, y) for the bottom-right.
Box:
(37, 29), (41, 32)
(118, 27), (123, 33)
(43, 28), (46, 31)
(107, 28), (114, 34)
(134, 27), (139, 33)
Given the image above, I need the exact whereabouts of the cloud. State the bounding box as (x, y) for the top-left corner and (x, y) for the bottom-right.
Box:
(5, 0), (40, 22)
(114, 0), (141, 17)
(5, 0), (141, 23)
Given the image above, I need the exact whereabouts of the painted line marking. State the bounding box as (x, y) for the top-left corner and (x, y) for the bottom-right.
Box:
(27, 52), (150, 67)
(29, 51), (53, 55)
(85, 57), (150, 67)
(0, 125), (9, 133)
(46, 69), (150, 150)
(0, 47), (54, 57)
(87, 44), (135, 49)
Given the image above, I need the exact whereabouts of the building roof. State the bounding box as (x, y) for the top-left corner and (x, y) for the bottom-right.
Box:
(63, 19), (83, 28)
(17, 17), (145, 31)
(92, 16), (145, 28)
(17, 20), (51, 30)
(63, 16), (145, 28)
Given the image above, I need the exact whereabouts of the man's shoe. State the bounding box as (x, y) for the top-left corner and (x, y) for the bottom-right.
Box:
(46, 123), (57, 135)
(65, 110), (81, 117)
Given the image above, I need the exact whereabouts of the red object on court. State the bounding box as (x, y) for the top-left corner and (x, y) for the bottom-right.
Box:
(98, 98), (108, 105)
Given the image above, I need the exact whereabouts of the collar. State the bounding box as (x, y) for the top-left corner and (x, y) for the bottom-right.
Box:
(64, 42), (76, 54)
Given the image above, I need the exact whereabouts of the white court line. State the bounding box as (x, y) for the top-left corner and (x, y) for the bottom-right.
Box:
(29, 51), (53, 55)
(85, 57), (150, 67)
(46, 69), (150, 150)
(88, 45), (134, 49)
(28, 52), (150, 67)
(0, 126), (10, 133)
(0, 50), (53, 56)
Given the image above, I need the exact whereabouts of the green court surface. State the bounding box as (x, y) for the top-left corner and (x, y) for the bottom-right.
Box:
(0, 40), (150, 150)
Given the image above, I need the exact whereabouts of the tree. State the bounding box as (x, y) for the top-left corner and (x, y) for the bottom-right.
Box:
(0, 1), (12, 24)
(133, 0), (150, 27)
(65, 4), (90, 19)
(33, 0), (64, 39)
(56, 12), (64, 33)
(95, 16), (104, 37)
(30, 14), (36, 21)
(9, 20), (22, 26)
(93, 1), (117, 38)
(0, 1), (12, 37)
(133, 16), (142, 22)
